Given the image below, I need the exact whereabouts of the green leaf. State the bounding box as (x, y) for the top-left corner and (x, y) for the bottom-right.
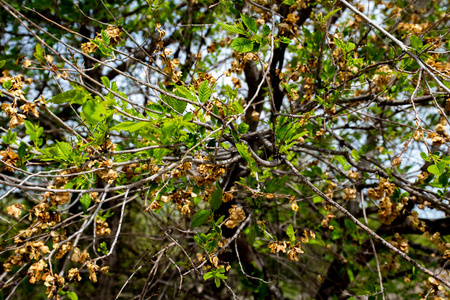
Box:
(410, 35), (423, 51)
(0, 60), (5, 69)
(420, 152), (430, 162)
(71, 91), (87, 105)
(111, 81), (119, 93)
(313, 196), (322, 203)
(2, 80), (11, 90)
(110, 121), (150, 133)
(34, 44), (44, 62)
(334, 38), (345, 51)
(82, 100), (107, 124)
(323, 8), (341, 22)
(2, 130), (16, 144)
(241, 14), (257, 33)
(198, 80), (211, 103)
(48, 90), (79, 104)
(286, 223), (296, 244)
(248, 226), (256, 245)
(101, 76), (111, 89)
(66, 291), (79, 300)
(191, 210), (211, 228)
(345, 42), (355, 52)
(175, 85), (196, 101)
(17, 142), (27, 161)
(23, 120), (35, 138)
(235, 143), (250, 161)
(238, 122), (249, 134)
(165, 96), (187, 113)
(203, 272), (214, 280)
(231, 38), (254, 53)
(210, 184), (223, 211)
(215, 277), (221, 287)
(347, 269), (355, 283)
(427, 164), (440, 176)
(101, 30), (111, 45)
(218, 22), (247, 35)
(55, 141), (75, 161)
(279, 36), (292, 44)
(80, 194), (91, 214)
(282, 0), (296, 5)
(262, 24), (270, 36)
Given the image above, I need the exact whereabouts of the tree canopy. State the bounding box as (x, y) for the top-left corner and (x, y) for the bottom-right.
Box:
(1, 0), (450, 299)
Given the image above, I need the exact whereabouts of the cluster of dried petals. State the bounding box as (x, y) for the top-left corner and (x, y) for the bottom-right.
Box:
(3, 240), (51, 271)
(231, 77), (241, 89)
(194, 164), (226, 186)
(96, 218), (111, 236)
(286, 13), (299, 24)
(192, 72), (216, 90)
(172, 162), (192, 179)
(302, 77), (315, 102)
(54, 169), (79, 186)
(368, 178), (396, 201)
(435, 118), (449, 138)
(68, 268), (82, 282)
(397, 21), (430, 35)
(87, 262), (100, 283)
(0, 147), (19, 171)
(222, 192), (233, 203)
(179, 201), (192, 215)
(6, 203), (25, 218)
(300, 230), (315, 243)
(381, 255), (401, 272)
(3, 254), (22, 272)
(225, 205), (246, 229)
(122, 162), (142, 178)
(44, 185), (71, 206)
(71, 247), (90, 264)
(343, 187), (357, 201)
(81, 41), (98, 54)
(95, 159), (118, 184)
(324, 181), (337, 199)
(5, 74), (29, 100)
(413, 128), (424, 141)
(389, 233), (409, 253)
(55, 242), (73, 260)
(426, 57), (450, 77)
(14, 226), (40, 244)
(148, 200), (162, 211)
(20, 102), (39, 117)
(428, 276), (445, 294)
(50, 230), (67, 249)
(31, 201), (60, 226)
(427, 132), (446, 145)
(226, 51), (259, 76)
(407, 211), (426, 232)
(373, 65), (393, 88)
(378, 197), (400, 225)
(82, 26), (122, 55)
(347, 170), (359, 179)
(28, 259), (48, 284)
(89, 192), (99, 203)
(44, 273), (65, 298)
(105, 26), (122, 45)
(321, 210), (336, 229)
(423, 231), (448, 253)
(287, 244), (304, 261)
(268, 241), (288, 253)
(1, 102), (25, 128)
